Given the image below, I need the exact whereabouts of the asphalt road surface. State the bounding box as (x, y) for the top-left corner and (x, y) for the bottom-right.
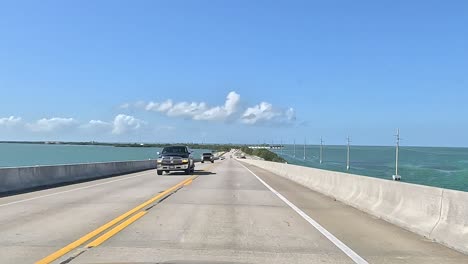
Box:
(0, 153), (467, 264)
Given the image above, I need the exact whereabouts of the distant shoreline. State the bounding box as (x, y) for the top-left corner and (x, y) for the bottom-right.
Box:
(0, 141), (236, 151)
(1, 141), (467, 149)
(0, 141), (154, 148)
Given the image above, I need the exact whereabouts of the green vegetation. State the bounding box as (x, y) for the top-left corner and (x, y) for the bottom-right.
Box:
(240, 147), (286, 163)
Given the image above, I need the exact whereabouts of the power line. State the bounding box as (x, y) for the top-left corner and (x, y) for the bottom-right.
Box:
(280, 138), (283, 155)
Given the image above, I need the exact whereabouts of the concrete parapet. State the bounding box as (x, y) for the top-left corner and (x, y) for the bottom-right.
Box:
(239, 159), (468, 255)
(0, 160), (156, 194)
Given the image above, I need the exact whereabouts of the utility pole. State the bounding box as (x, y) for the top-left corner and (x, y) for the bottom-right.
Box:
(346, 136), (351, 171)
(293, 139), (296, 158)
(320, 136), (324, 164)
(280, 138), (283, 155)
(393, 129), (401, 181)
(303, 138), (306, 160)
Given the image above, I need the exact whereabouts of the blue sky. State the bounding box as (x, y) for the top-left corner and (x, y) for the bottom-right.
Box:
(0, 1), (467, 146)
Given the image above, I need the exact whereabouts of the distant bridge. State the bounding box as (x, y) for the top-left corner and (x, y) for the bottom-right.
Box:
(248, 145), (283, 149)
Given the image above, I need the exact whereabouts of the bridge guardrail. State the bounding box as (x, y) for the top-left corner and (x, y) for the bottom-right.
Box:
(0, 160), (156, 194)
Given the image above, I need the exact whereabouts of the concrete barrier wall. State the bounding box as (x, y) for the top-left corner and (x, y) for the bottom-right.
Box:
(0, 160), (156, 194)
(240, 159), (468, 255)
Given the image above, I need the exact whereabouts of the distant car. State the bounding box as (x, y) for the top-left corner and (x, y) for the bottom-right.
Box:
(156, 145), (195, 175)
(201, 152), (214, 163)
(240, 155), (246, 159)
(220, 156), (225, 160)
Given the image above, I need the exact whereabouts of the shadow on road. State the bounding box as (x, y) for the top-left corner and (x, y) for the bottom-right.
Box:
(193, 170), (217, 176)
(165, 170), (216, 176)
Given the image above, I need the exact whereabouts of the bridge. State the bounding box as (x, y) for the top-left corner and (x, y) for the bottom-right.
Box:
(0, 150), (467, 263)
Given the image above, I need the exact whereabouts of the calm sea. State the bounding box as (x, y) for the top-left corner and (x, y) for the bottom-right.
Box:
(0, 143), (210, 168)
(1, 143), (467, 192)
(273, 145), (468, 192)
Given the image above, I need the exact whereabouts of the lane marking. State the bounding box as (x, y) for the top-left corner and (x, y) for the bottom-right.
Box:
(86, 211), (147, 247)
(0, 170), (155, 208)
(238, 162), (369, 264)
(184, 179), (193, 186)
(2, 161), (214, 207)
(35, 176), (195, 264)
(85, 163), (217, 248)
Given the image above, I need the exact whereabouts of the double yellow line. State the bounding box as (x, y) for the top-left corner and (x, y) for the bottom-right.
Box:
(36, 175), (197, 264)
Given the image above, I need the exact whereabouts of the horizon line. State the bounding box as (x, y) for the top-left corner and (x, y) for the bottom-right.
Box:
(1, 140), (467, 149)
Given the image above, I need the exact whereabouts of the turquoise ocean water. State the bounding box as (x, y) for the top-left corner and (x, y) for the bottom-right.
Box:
(0, 143), (210, 168)
(1, 143), (466, 192)
(273, 145), (468, 192)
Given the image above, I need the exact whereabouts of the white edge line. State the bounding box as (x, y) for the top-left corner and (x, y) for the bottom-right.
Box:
(0, 170), (155, 208)
(238, 161), (369, 264)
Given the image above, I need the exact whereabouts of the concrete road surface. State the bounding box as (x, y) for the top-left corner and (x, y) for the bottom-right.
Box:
(0, 154), (466, 264)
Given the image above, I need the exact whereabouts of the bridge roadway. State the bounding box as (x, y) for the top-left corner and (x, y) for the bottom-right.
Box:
(0, 152), (467, 263)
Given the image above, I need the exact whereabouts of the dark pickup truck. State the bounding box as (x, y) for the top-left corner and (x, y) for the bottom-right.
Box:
(156, 145), (195, 175)
(201, 152), (214, 163)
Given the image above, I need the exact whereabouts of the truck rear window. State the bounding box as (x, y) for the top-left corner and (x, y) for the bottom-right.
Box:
(162, 147), (187, 154)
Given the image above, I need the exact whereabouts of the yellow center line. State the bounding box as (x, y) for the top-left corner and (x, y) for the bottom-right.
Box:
(86, 211), (147, 248)
(35, 175), (195, 264)
(86, 162), (216, 249)
(36, 161), (218, 264)
(184, 179), (193, 186)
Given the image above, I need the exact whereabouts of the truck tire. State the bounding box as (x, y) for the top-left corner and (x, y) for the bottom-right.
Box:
(201, 161), (204, 163)
(157, 170), (163, 175)
(185, 168), (191, 175)
(211, 160), (214, 163)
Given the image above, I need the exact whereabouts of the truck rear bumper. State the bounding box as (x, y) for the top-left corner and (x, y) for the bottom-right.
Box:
(157, 164), (189, 170)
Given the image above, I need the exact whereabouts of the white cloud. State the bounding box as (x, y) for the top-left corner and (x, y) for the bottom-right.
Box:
(241, 102), (296, 125)
(81, 120), (112, 132)
(0, 116), (22, 127)
(144, 91), (241, 121)
(89, 120), (111, 126)
(168, 101), (207, 117)
(27, 117), (78, 132)
(224, 91), (241, 115)
(112, 114), (145, 135)
(146, 99), (174, 112)
(81, 116), (147, 135)
(193, 91), (241, 121)
(128, 90), (295, 126)
(1, 115), (150, 137)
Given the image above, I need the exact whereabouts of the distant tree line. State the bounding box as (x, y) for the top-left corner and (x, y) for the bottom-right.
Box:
(240, 146), (286, 163)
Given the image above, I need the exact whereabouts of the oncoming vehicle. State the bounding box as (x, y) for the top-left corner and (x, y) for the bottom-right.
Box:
(201, 152), (214, 163)
(156, 145), (195, 175)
